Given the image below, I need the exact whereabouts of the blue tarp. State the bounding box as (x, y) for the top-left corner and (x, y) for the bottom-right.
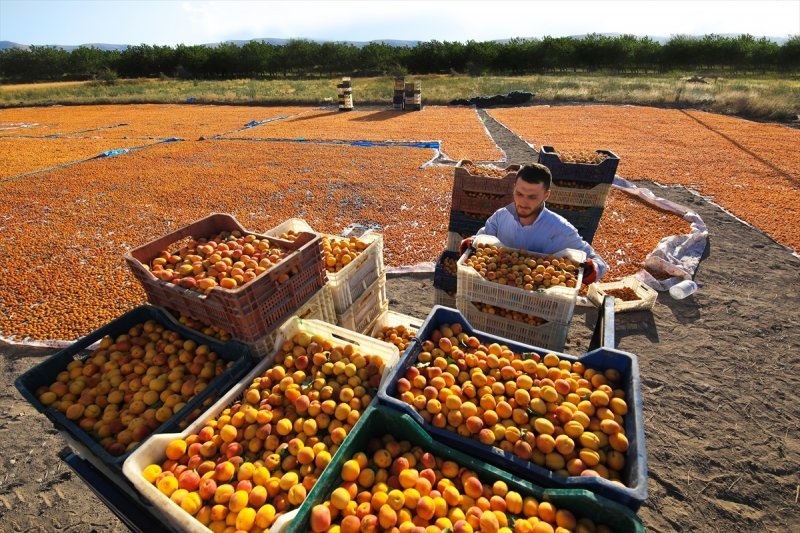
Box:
(349, 140), (440, 149)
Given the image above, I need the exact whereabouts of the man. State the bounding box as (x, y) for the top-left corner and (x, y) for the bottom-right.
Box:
(460, 163), (606, 284)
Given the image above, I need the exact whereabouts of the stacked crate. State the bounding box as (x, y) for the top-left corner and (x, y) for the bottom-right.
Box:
(267, 218), (387, 335)
(392, 77), (405, 109)
(538, 145), (620, 244)
(328, 232), (386, 334)
(437, 160), (521, 307)
(404, 80), (422, 110)
(337, 77), (353, 111)
(456, 244), (586, 350)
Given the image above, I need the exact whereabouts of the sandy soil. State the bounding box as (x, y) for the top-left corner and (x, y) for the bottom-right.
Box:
(1, 108), (799, 533)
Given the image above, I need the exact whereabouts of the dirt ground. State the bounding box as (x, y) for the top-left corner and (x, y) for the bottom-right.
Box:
(1, 109), (799, 533)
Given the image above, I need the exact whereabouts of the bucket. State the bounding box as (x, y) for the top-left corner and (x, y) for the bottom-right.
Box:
(669, 279), (698, 299)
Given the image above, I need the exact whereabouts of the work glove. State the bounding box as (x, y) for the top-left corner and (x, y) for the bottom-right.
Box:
(459, 236), (473, 256)
(581, 258), (598, 285)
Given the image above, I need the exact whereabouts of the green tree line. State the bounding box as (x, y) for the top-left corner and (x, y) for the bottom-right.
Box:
(2, 33), (798, 83)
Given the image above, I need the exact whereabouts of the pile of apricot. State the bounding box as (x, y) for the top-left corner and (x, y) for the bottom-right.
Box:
(146, 230), (294, 294)
(394, 323), (630, 484)
(36, 320), (232, 456)
(309, 432), (616, 533)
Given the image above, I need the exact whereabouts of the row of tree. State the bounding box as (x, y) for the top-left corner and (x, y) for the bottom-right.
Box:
(2, 33), (798, 83)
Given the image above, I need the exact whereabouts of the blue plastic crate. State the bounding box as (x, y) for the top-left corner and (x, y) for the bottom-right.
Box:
(549, 204), (604, 245)
(538, 146), (620, 184)
(285, 404), (644, 533)
(14, 305), (254, 475)
(433, 250), (459, 294)
(376, 305), (648, 511)
(447, 209), (488, 238)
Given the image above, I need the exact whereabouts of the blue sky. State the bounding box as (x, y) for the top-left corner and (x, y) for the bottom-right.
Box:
(1, 0), (798, 47)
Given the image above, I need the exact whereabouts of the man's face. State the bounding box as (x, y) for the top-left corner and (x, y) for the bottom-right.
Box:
(513, 179), (550, 221)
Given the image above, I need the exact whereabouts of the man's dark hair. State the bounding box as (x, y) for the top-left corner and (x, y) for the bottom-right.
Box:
(516, 163), (552, 191)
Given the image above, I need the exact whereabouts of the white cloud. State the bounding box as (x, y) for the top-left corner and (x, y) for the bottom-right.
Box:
(173, 0), (800, 44)
(2, 0), (797, 47)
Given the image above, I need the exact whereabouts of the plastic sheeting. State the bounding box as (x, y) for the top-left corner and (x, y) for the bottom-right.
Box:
(0, 336), (77, 349)
(434, 107), (509, 166)
(611, 176), (708, 292)
(1, 138), (181, 183)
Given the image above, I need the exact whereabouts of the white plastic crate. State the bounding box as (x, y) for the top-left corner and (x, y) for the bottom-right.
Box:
(122, 317), (399, 533)
(337, 275), (388, 334)
(264, 217), (315, 238)
(457, 246), (585, 324)
(446, 231), (464, 253)
(587, 276), (658, 313)
(266, 219), (386, 315)
(434, 287), (457, 308)
(456, 297), (569, 351)
(367, 309), (424, 357)
(326, 232), (384, 314)
(367, 309), (424, 337)
(247, 283), (337, 358)
(549, 182), (612, 208)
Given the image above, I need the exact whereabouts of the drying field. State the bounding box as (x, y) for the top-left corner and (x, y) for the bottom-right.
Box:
(1, 103), (799, 533)
(2, 103), (798, 342)
(0, 103), (702, 342)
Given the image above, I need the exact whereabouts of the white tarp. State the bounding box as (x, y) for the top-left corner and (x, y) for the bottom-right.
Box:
(611, 176), (708, 291)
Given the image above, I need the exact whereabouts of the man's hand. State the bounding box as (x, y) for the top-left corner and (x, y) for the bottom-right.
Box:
(459, 237), (473, 256)
(582, 258), (598, 285)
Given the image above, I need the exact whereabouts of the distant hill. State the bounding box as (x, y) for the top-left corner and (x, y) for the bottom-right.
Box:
(0, 41), (130, 51)
(0, 33), (791, 52)
(215, 38), (420, 48)
(566, 32), (792, 45)
(0, 38), (421, 51)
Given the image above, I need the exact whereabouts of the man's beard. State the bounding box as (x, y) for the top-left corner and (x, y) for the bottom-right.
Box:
(516, 203), (539, 218)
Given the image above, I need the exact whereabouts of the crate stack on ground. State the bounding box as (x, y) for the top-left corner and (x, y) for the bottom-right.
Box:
(404, 80), (422, 111)
(337, 77), (353, 111)
(538, 145), (620, 244)
(392, 77), (405, 109)
(124, 213), (329, 359)
(267, 218), (388, 336)
(329, 231), (387, 334)
(456, 241), (586, 350)
(438, 160), (521, 307)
